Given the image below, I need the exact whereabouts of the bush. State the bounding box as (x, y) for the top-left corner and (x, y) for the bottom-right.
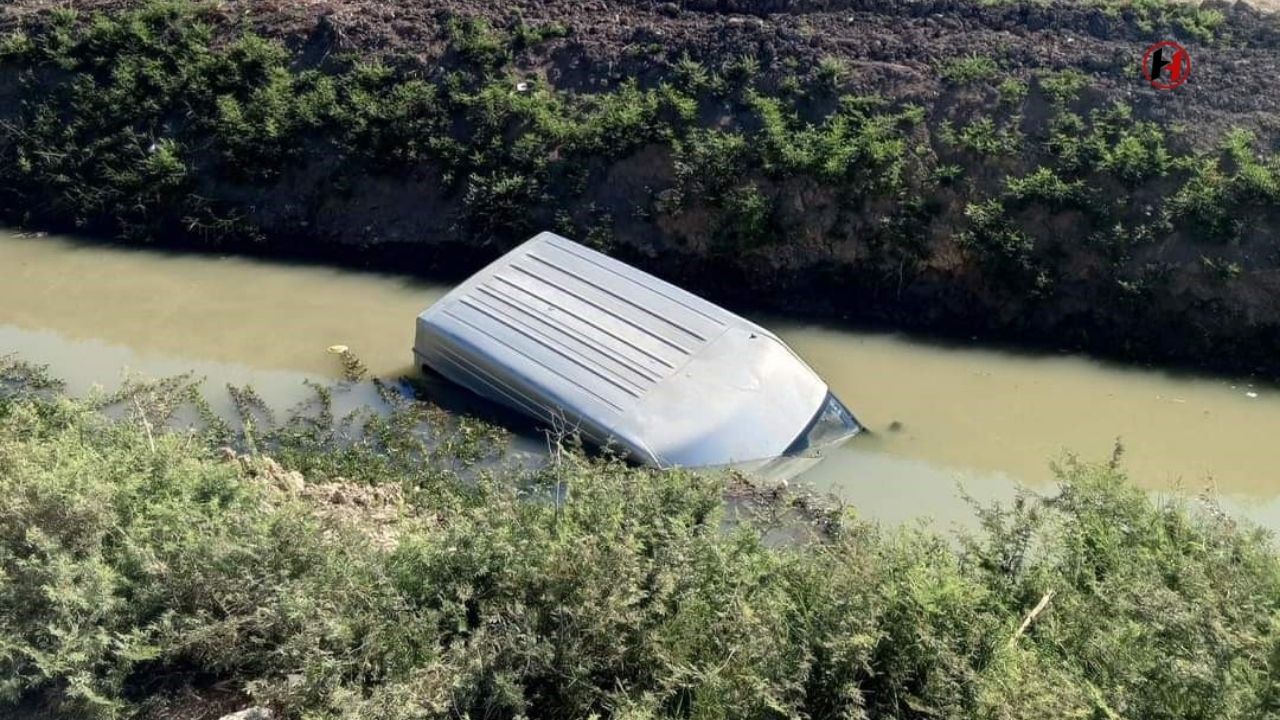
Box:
(671, 129), (752, 204)
(997, 77), (1028, 105)
(956, 199), (1050, 292)
(445, 16), (509, 71)
(749, 92), (919, 191)
(1167, 130), (1280, 242)
(1038, 69), (1088, 105)
(939, 55), (1000, 85)
(510, 21), (570, 50)
(0, 2), (709, 245)
(722, 53), (761, 86)
(1043, 103), (1171, 185)
(940, 117), (1022, 156)
(1, 375), (1278, 719)
(0, 399), (422, 718)
(1168, 159), (1234, 238)
(1098, 0), (1224, 42)
(718, 183), (773, 249)
(671, 54), (721, 94)
(1005, 166), (1088, 209)
(1099, 123), (1172, 184)
(1, 360), (1280, 719)
(1221, 129), (1280, 202)
(463, 171), (542, 244)
(816, 56), (849, 89)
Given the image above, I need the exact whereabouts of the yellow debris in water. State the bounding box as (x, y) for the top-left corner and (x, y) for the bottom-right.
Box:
(327, 345), (349, 354)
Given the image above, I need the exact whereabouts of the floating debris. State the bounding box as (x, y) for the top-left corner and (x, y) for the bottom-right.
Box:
(1246, 391), (1259, 399)
(327, 344), (349, 354)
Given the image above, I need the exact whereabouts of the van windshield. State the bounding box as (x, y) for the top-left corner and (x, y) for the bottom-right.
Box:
(783, 392), (861, 457)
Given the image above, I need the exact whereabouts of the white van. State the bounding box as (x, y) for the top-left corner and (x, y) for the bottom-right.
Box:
(414, 232), (859, 480)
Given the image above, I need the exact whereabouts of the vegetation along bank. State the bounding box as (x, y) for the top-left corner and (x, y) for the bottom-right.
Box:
(1, 0), (1280, 375)
(1, 358), (1279, 719)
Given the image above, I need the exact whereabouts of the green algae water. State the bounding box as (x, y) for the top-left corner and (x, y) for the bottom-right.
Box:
(3, 230), (1278, 526)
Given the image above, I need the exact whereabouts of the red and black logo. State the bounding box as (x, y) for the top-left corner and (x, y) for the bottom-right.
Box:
(1142, 41), (1191, 90)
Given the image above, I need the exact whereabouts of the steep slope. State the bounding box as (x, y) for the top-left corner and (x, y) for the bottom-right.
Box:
(1, 0), (1279, 374)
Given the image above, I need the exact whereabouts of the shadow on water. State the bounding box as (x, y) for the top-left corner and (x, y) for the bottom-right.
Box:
(21, 228), (1280, 386)
(757, 312), (1280, 399)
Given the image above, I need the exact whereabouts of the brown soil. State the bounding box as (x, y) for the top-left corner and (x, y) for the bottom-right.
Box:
(229, 451), (424, 551)
(6, 0), (1280, 145)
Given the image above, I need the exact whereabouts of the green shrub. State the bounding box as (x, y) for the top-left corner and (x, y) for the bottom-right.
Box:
(997, 77), (1028, 105)
(463, 171), (541, 244)
(718, 183), (773, 249)
(445, 16), (510, 71)
(510, 21), (570, 50)
(331, 68), (447, 165)
(0, 400), (422, 718)
(1005, 166), (1088, 208)
(1099, 123), (1172, 183)
(1, 376), (1278, 719)
(1043, 103), (1171, 184)
(1221, 129), (1280, 202)
(1098, 0), (1224, 42)
(571, 81), (694, 154)
(939, 55), (1000, 85)
(1176, 6), (1225, 43)
(749, 92), (918, 191)
(722, 53), (761, 86)
(1167, 130), (1280, 242)
(671, 129), (752, 204)
(1038, 69), (1088, 105)
(1167, 128), (1280, 240)
(1168, 158), (1234, 239)
(816, 56), (849, 88)
(671, 53), (722, 94)
(0, 30), (35, 59)
(1, 357), (1280, 719)
(1201, 255), (1243, 281)
(933, 163), (965, 185)
(940, 117), (1023, 156)
(956, 199), (1049, 291)
(0, 2), (713, 244)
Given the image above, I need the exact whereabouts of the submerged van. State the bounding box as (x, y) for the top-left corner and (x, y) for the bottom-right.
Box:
(414, 232), (860, 480)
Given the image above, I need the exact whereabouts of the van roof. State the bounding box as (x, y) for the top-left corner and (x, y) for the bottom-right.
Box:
(415, 232), (832, 467)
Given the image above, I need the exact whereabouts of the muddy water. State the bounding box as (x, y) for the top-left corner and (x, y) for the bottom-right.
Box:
(3, 231), (1279, 527)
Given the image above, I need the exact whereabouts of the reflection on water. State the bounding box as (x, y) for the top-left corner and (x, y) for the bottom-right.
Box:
(3, 231), (1279, 528)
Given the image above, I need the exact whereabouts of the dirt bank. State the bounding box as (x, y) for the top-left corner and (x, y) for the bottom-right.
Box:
(1, 0), (1279, 377)
(8, 0), (1277, 138)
